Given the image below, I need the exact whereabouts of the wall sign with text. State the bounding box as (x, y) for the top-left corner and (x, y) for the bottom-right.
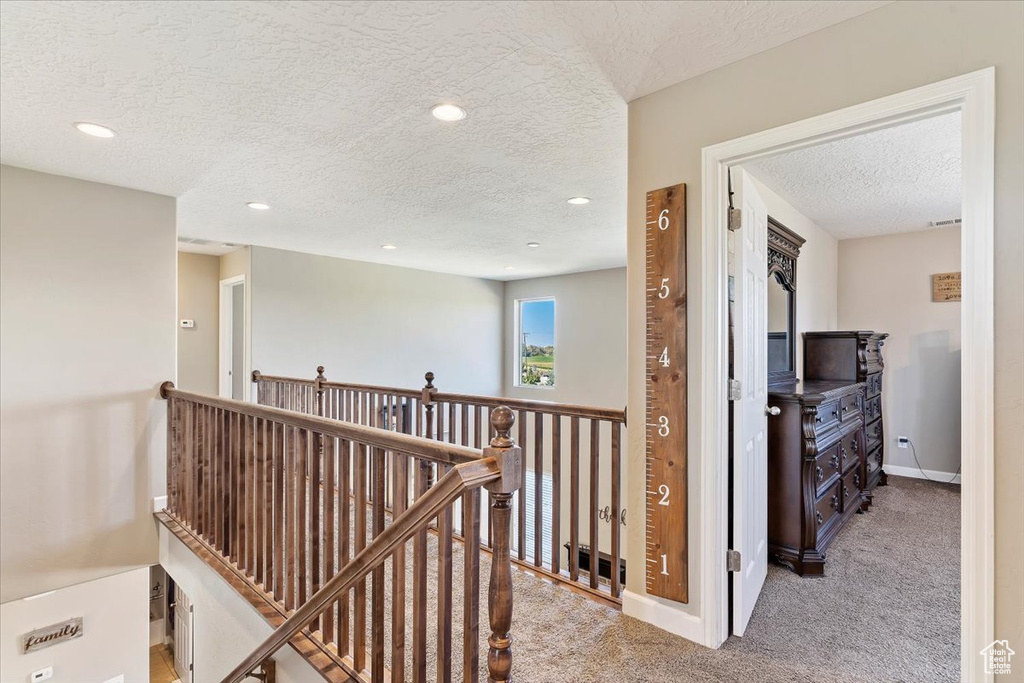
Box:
(932, 272), (962, 302)
(20, 617), (83, 653)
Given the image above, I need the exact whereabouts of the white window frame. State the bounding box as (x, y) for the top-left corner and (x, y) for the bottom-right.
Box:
(514, 296), (556, 389)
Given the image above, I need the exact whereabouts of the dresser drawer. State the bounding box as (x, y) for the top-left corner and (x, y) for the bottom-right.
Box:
(839, 393), (862, 423)
(813, 400), (841, 434)
(865, 419), (883, 452)
(866, 446), (883, 476)
(841, 468), (862, 513)
(840, 431), (861, 473)
(864, 395), (882, 422)
(866, 372), (883, 399)
(814, 443), (842, 496)
(814, 482), (841, 532)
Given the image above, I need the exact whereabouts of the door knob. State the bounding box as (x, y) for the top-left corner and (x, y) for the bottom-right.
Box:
(765, 406), (781, 416)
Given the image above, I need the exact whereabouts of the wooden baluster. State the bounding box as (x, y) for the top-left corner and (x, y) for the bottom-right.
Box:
(391, 450), (408, 682)
(461, 403), (470, 447)
(589, 420), (600, 590)
(485, 407), (521, 683)
(163, 389), (175, 514)
(533, 412), (543, 567)
(221, 408), (232, 555)
(569, 416), (580, 583)
(309, 430), (322, 632)
(551, 415), (561, 574)
(297, 429), (309, 605)
(353, 442), (367, 673)
(255, 417), (266, 587)
(412, 457), (429, 683)
(338, 439), (351, 657)
(463, 486), (481, 683)
(323, 435), (336, 644)
(610, 421), (622, 598)
(516, 410), (527, 561)
(274, 421), (285, 603)
(183, 401), (193, 527)
(438, 466), (454, 683)
(285, 425), (297, 610)
(485, 408), (494, 549)
(246, 414), (256, 576)
(197, 404), (206, 538)
(474, 405), (483, 449)
(371, 445), (386, 680)
(233, 412), (242, 560)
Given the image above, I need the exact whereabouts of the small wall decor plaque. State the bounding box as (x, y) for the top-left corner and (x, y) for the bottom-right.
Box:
(20, 617), (83, 653)
(932, 272), (961, 302)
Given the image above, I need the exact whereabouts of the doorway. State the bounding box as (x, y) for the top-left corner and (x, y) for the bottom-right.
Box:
(219, 275), (246, 400)
(700, 68), (994, 681)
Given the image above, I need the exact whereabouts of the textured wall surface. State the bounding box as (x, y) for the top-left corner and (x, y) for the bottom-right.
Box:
(0, 165), (176, 601)
(0, 1), (883, 280)
(177, 252), (220, 394)
(627, 1), (1023, 660)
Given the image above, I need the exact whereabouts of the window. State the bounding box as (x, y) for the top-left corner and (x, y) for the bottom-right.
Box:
(516, 298), (555, 387)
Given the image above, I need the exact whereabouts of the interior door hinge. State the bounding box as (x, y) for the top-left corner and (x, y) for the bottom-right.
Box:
(728, 379), (742, 401)
(728, 207), (743, 232)
(727, 549), (742, 572)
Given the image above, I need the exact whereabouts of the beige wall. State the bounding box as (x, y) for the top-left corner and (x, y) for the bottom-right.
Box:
(177, 252), (220, 394)
(250, 246), (504, 394)
(220, 247), (252, 400)
(627, 0), (1022, 651)
(0, 165), (176, 602)
(746, 172), (839, 375)
(502, 268), (627, 408)
(159, 527), (321, 682)
(839, 227), (962, 475)
(0, 568), (149, 682)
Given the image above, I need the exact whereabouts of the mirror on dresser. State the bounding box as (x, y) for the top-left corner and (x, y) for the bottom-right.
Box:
(766, 218), (806, 386)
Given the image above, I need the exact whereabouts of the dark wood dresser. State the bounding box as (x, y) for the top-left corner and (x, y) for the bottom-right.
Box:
(804, 331), (890, 505)
(767, 380), (866, 576)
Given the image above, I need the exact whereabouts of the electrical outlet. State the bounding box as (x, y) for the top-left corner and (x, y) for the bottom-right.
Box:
(897, 436), (909, 449)
(30, 667), (53, 682)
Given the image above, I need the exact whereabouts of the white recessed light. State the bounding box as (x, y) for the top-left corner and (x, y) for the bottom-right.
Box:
(246, 202), (270, 210)
(505, 266), (516, 271)
(567, 197), (590, 205)
(74, 122), (116, 138)
(221, 243), (236, 248)
(382, 244), (397, 250)
(431, 103), (467, 122)
(527, 242), (540, 248)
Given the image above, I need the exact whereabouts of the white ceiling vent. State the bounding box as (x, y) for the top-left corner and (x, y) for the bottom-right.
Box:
(929, 218), (962, 227)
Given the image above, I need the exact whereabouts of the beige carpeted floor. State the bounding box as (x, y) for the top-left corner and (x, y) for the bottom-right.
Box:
(500, 476), (960, 683)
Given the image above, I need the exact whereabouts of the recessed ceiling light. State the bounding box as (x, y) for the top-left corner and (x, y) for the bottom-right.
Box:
(246, 202), (270, 210)
(382, 244), (397, 250)
(527, 242), (540, 248)
(567, 197), (590, 205)
(221, 243), (236, 248)
(505, 266), (516, 271)
(431, 103), (467, 122)
(74, 122), (116, 138)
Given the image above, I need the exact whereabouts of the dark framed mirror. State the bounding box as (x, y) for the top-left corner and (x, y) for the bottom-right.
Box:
(767, 217), (805, 386)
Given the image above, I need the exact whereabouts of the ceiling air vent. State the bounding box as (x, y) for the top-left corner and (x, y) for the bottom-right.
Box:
(929, 218), (962, 227)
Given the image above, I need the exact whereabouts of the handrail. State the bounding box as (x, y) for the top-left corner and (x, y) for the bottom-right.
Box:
(161, 382), (482, 466)
(222, 456), (502, 683)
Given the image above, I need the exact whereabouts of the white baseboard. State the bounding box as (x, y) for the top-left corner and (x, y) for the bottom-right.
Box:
(153, 495), (168, 512)
(885, 464), (961, 485)
(621, 589), (710, 647)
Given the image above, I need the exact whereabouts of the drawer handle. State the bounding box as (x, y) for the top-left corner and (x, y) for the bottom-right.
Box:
(852, 439), (859, 453)
(843, 485), (850, 498)
(854, 473), (861, 488)
(816, 466), (823, 481)
(816, 511), (824, 525)
(830, 454), (840, 470)
(830, 494), (838, 510)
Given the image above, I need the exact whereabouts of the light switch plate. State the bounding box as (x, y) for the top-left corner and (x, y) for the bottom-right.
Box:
(30, 667), (53, 682)
(180, 319), (195, 328)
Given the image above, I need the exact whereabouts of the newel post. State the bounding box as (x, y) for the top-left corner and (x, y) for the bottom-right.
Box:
(483, 407), (522, 683)
(314, 366), (326, 417)
(421, 372), (438, 489)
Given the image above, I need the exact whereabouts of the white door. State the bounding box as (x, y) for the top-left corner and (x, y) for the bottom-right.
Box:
(173, 583), (193, 683)
(730, 167), (770, 636)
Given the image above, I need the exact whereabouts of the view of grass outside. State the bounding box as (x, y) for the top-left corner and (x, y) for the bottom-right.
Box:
(518, 298), (555, 386)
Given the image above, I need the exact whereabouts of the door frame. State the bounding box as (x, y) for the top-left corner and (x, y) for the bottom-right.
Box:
(218, 274), (248, 400)
(699, 68), (994, 681)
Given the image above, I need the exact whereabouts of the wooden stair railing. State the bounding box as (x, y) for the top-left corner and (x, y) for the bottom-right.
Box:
(252, 367), (627, 604)
(160, 382), (522, 683)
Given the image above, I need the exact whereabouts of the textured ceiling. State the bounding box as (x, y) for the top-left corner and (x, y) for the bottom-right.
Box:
(0, 1), (887, 279)
(744, 112), (962, 240)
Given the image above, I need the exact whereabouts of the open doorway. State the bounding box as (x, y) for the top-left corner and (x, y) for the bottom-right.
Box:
(219, 275), (246, 400)
(701, 68), (994, 681)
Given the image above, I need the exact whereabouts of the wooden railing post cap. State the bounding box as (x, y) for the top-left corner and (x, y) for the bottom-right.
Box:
(159, 380), (175, 399)
(484, 406), (521, 495)
(251, 370), (262, 382)
(424, 371), (435, 388)
(315, 365), (325, 379)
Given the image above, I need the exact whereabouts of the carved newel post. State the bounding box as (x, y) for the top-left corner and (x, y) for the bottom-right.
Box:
(314, 365), (326, 416)
(483, 407), (522, 683)
(421, 371), (438, 489)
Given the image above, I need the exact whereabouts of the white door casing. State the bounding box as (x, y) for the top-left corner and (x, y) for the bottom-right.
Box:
(173, 583), (193, 683)
(730, 167), (769, 637)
